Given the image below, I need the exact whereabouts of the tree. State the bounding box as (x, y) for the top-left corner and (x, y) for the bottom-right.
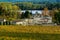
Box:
(21, 12), (25, 19)
(42, 7), (50, 16)
(52, 8), (60, 24)
(0, 3), (20, 21)
(21, 10), (32, 19)
(54, 11), (60, 24)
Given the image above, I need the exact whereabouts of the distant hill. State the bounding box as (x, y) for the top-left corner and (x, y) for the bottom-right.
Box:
(0, 0), (60, 3)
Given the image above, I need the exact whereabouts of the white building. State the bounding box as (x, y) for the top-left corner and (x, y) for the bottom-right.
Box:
(33, 10), (52, 25)
(24, 19), (34, 25)
(12, 19), (27, 25)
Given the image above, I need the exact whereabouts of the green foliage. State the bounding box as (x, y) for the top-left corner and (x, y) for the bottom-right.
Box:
(15, 2), (44, 10)
(15, 2), (60, 10)
(0, 3), (20, 21)
(53, 9), (60, 24)
(21, 10), (32, 19)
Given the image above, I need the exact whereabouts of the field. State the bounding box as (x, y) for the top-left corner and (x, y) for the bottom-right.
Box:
(0, 25), (60, 40)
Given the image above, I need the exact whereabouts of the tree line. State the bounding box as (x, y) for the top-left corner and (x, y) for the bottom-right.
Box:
(15, 2), (60, 10)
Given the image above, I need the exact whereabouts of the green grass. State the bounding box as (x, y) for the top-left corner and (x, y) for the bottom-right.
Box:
(0, 25), (60, 40)
(0, 32), (60, 40)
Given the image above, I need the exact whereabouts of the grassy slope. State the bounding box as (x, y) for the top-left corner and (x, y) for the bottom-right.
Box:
(0, 25), (60, 40)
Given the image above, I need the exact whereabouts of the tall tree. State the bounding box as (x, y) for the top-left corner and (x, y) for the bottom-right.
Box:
(52, 8), (60, 24)
(0, 3), (20, 21)
(21, 10), (32, 19)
